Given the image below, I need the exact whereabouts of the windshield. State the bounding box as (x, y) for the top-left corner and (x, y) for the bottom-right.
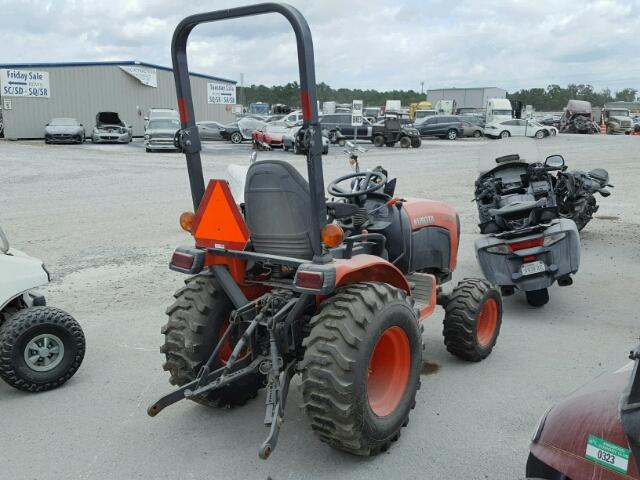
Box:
(148, 119), (180, 130)
(249, 103), (270, 114)
(50, 118), (79, 126)
(608, 110), (629, 117)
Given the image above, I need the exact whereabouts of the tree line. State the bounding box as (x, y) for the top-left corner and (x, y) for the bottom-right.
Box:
(239, 81), (638, 111)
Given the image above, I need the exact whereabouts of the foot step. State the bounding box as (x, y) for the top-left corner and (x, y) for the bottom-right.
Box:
(406, 272), (435, 312)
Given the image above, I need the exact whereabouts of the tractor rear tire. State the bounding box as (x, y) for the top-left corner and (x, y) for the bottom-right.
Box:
(161, 274), (264, 408)
(442, 279), (502, 362)
(399, 136), (412, 148)
(525, 288), (549, 307)
(300, 282), (422, 456)
(0, 307), (85, 392)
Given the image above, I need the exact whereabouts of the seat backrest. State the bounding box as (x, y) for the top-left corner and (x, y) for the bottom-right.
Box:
(244, 160), (314, 259)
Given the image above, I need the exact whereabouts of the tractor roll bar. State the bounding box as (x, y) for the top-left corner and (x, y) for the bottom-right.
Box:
(171, 3), (327, 259)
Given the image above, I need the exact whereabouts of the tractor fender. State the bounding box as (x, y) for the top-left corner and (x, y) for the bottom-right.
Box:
(333, 255), (410, 293)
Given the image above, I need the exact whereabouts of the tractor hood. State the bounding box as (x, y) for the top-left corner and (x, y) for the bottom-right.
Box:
(531, 363), (639, 478)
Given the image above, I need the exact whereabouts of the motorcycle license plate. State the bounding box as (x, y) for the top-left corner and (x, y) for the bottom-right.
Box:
(521, 261), (545, 276)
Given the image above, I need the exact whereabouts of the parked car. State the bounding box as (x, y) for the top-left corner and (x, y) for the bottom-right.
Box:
(196, 121), (226, 141)
(371, 117), (421, 147)
(460, 120), (484, 138)
(281, 110), (305, 124)
(144, 108), (179, 130)
(282, 122), (329, 154)
(484, 119), (549, 139)
(221, 117), (266, 144)
(415, 115), (465, 140)
(252, 120), (290, 148)
(44, 117), (85, 144)
(320, 113), (373, 142)
(144, 118), (180, 152)
(91, 112), (132, 143)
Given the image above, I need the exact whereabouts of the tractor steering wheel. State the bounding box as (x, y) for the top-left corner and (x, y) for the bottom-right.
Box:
(327, 171), (387, 198)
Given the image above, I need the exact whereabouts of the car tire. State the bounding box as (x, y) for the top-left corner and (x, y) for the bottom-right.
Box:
(230, 132), (243, 144)
(535, 130), (545, 139)
(283, 144), (289, 151)
(322, 146), (329, 155)
(373, 135), (385, 147)
(473, 130), (482, 138)
(499, 130), (510, 139)
(0, 306), (85, 392)
(447, 129), (458, 140)
(293, 141), (300, 155)
(146, 147), (152, 153)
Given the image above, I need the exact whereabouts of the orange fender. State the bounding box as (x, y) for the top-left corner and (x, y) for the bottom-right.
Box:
(333, 255), (410, 294)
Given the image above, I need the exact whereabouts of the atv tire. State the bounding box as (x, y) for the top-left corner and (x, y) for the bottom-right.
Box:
(0, 306), (85, 392)
(373, 134), (385, 147)
(525, 288), (549, 307)
(411, 137), (422, 148)
(442, 279), (502, 362)
(162, 274), (264, 408)
(301, 282), (422, 456)
(399, 136), (412, 148)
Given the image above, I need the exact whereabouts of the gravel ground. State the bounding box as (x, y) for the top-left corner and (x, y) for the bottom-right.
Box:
(1, 135), (638, 480)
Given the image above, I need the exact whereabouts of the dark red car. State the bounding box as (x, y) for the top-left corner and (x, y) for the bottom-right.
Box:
(527, 345), (640, 479)
(251, 120), (289, 148)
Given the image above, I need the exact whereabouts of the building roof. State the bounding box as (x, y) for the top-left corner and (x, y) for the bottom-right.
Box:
(0, 60), (235, 84)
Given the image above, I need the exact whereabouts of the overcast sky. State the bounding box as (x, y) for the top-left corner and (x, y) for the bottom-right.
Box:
(2, 0), (639, 93)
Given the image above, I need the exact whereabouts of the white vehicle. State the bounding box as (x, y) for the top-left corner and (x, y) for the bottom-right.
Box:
(144, 108), (179, 130)
(435, 100), (456, 115)
(484, 119), (551, 139)
(485, 98), (513, 125)
(414, 109), (438, 121)
(0, 226), (85, 392)
(281, 110), (304, 125)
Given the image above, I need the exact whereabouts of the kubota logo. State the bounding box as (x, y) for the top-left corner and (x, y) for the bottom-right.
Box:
(413, 215), (435, 226)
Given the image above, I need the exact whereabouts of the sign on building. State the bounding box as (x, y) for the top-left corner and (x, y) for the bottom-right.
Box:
(120, 66), (157, 87)
(0, 69), (50, 98)
(207, 81), (236, 104)
(351, 100), (363, 126)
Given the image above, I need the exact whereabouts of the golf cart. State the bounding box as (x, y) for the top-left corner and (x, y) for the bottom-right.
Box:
(371, 117), (422, 148)
(149, 3), (502, 460)
(0, 226), (85, 392)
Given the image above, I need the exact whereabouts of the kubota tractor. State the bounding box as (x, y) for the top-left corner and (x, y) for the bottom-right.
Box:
(148, 3), (502, 460)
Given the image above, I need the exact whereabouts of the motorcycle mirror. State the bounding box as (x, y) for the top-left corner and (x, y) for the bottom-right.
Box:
(545, 155), (565, 168)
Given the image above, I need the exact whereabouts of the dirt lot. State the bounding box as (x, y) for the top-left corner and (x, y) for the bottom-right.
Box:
(1, 135), (639, 479)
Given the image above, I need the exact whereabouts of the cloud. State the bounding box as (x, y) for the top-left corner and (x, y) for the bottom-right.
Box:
(0, 0), (638, 92)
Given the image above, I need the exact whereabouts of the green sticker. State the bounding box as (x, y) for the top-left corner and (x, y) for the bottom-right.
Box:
(585, 434), (630, 474)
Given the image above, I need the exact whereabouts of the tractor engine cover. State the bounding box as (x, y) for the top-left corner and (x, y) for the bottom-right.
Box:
(401, 198), (460, 276)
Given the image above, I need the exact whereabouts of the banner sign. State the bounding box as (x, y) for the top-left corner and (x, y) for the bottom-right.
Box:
(0, 69), (50, 98)
(208, 81), (236, 104)
(120, 66), (157, 87)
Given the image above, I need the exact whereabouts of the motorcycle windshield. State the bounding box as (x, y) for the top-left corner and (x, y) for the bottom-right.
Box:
(477, 137), (546, 177)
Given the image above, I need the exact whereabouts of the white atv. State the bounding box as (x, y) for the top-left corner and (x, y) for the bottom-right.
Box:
(0, 226), (85, 392)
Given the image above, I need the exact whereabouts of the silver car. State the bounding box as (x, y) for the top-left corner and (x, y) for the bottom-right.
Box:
(91, 112), (132, 144)
(145, 118), (181, 152)
(460, 120), (484, 138)
(44, 117), (85, 144)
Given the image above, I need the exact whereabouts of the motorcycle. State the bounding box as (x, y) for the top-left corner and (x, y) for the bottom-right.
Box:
(554, 167), (613, 231)
(474, 149), (581, 307)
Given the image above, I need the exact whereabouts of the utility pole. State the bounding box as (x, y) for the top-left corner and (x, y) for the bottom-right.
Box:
(420, 81), (424, 95)
(240, 72), (245, 107)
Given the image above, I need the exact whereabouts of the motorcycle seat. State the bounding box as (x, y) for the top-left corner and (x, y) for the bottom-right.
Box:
(489, 198), (546, 217)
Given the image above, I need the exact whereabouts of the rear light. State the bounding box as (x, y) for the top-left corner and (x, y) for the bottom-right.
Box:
(171, 251), (195, 270)
(295, 270), (325, 290)
(508, 238), (544, 252)
(485, 244), (510, 254)
(543, 232), (566, 246)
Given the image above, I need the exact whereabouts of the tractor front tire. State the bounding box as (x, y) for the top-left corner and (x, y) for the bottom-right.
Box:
(301, 282), (422, 456)
(0, 306), (85, 392)
(442, 279), (502, 362)
(161, 274), (264, 408)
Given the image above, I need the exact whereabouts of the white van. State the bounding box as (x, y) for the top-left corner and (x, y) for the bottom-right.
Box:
(485, 98), (513, 125)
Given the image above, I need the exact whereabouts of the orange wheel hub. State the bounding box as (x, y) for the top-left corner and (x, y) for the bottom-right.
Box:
(367, 326), (411, 417)
(476, 298), (498, 347)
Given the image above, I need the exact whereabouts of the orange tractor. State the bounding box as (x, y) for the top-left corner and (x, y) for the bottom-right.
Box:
(148, 3), (502, 460)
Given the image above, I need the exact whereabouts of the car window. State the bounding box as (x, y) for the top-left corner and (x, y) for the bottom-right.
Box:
(339, 114), (351, 124)
(50, 118), (79, 126)
(425, 117), (437, 125)
(322, 115), (338, 123)
(148, 119), (180, 130)
(503, 120), (518, 126)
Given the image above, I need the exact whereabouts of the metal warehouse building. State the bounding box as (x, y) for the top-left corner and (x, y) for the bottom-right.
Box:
(427, 87), (507, 111)
(0, 61), (237, 139)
